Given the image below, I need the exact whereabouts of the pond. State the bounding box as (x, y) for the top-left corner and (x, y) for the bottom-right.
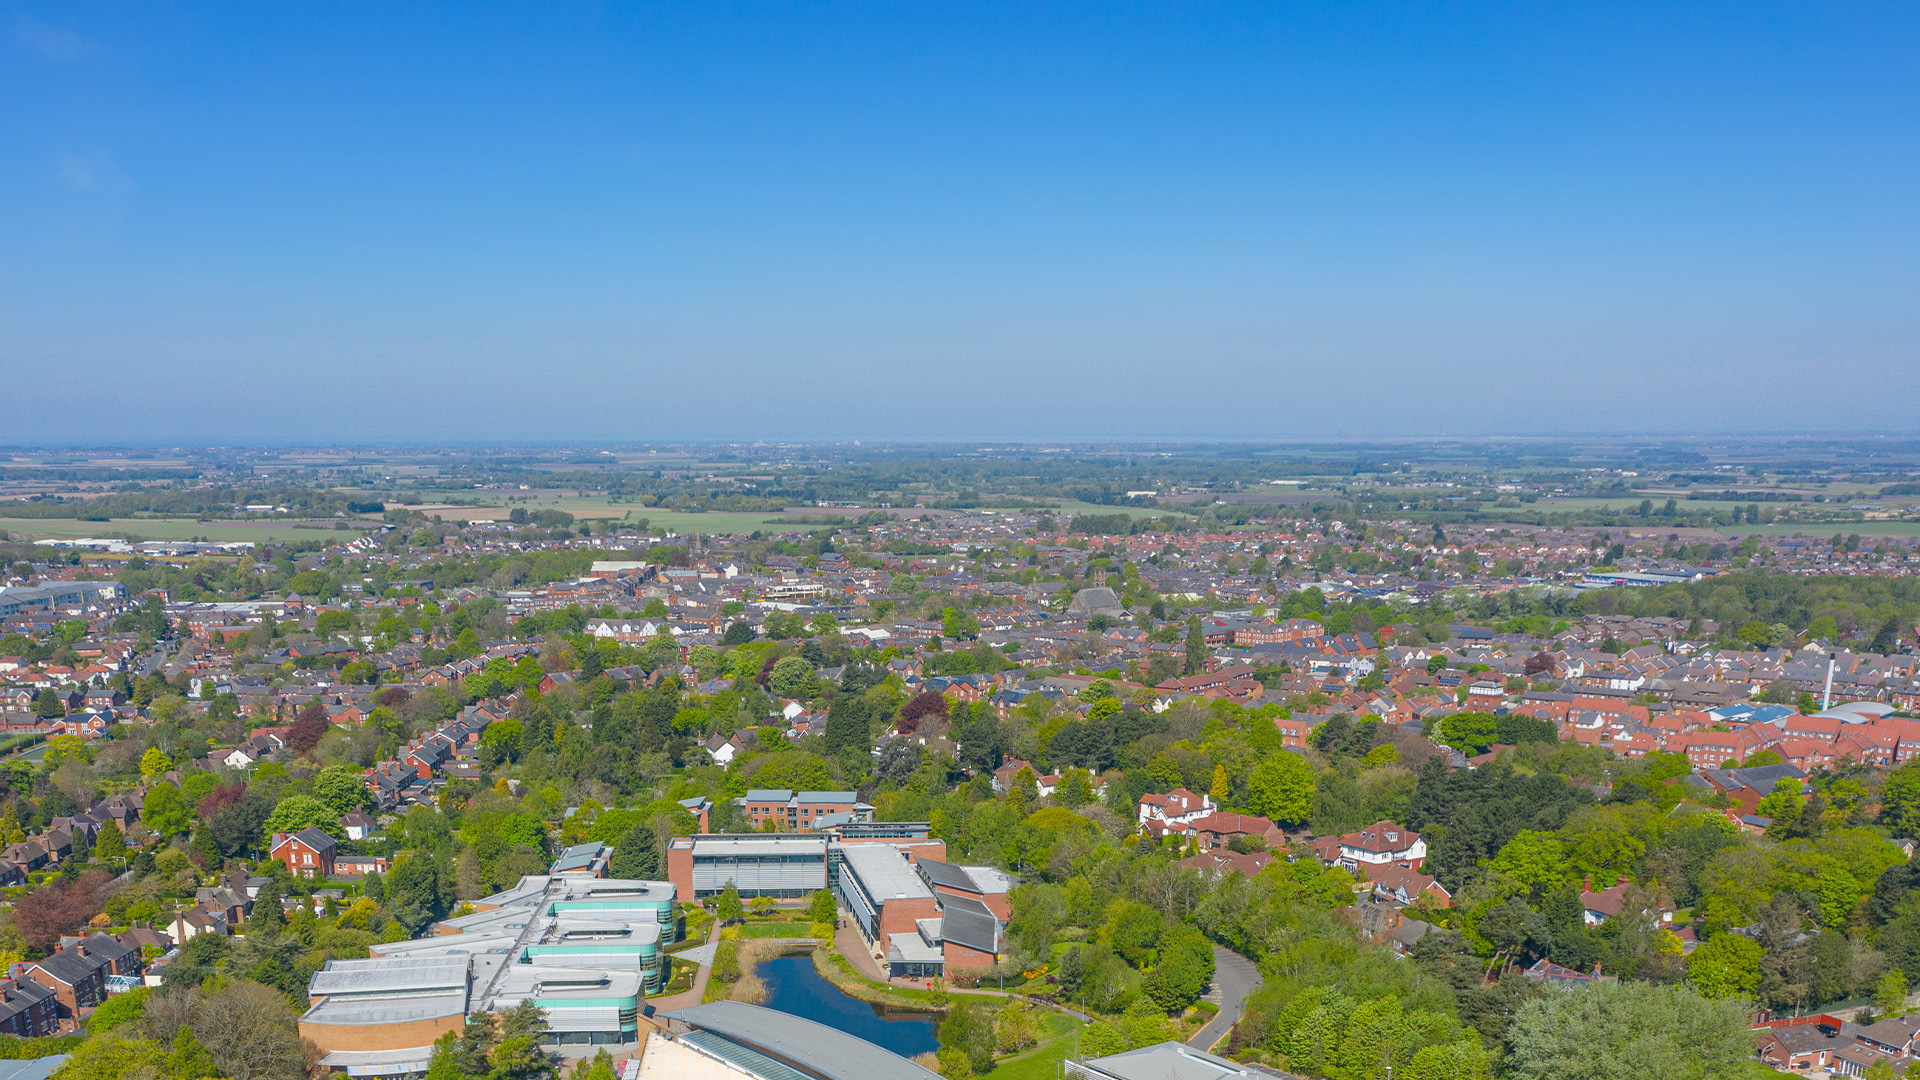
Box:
(756, 955), (941, 1059)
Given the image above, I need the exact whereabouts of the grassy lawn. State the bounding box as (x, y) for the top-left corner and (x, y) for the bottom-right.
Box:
(1052, 500), (1193, 520)
(656, 956), (697, 997)
(987, 1012), (1083, 1079)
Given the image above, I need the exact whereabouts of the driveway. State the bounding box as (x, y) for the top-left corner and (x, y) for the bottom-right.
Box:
(1189, 946), (1261, 1052)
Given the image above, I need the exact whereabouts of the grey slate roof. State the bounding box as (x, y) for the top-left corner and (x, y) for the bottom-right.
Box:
(916, 858), (980, 893)
(936, 894), (1000, 954)
(663, 1001), (941, 1080)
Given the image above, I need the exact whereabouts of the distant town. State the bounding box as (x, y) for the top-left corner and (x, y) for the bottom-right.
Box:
(1, 440), (1919, 1080)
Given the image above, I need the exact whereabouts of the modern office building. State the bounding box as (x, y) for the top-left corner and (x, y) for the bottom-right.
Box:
(836, 843), (940, 960)
(664, 825), (945, 903)
(304, 874), (674, 1075)
(834, 848), (1011, 980)
(667, 835), (830, 900)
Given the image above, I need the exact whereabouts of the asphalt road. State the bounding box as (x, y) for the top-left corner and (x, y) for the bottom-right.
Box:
(1189, 945), (1262, 1053)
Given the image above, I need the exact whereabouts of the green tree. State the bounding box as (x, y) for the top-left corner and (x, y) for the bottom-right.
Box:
(715, 883), (744, 924)
(140, 747), (172, 779)
(423, 1031), (461, 1080)
(1247, 752), (1314, 826)
(1184, 616), (1206, 676)
(824, 695), (871, 757)
(92, 820), (125, 863)
(1878, 969), (1910, 1017)
(809, 888), (838, 924)
(388, 851), (448, 934)
(260, 795), (340, 841)
(315, 763), (374, 815)
(1883, 759), (1920, 836)
(141, 782), (192, 838)
(942, 607), (981, 641)
(610, 822), (660, 880)
(1687, 932), (1763, 1000)
(1873, 616), (1902, 655)
(1143, 924), (1215, 1013)
(1505, 980), (1756, 1080)
(767, 656), (818, 699)
(937, 999), (995, 1074)
(1487, 830), (1568, 895)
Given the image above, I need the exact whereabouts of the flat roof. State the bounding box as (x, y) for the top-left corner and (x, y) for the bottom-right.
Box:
(474, 876), (552, 907)
(554, 878), (677, 901)
(837, 845), (931, 900)
(664, 1002), (941, 1080)
(435, 906), (538, 936)
(309, 955), (470, 997)
(958, 866), (1014, 894)
(886, 934), (945, 965)
(691, 837), (829, 858)
(490, 966), (643, 1002)
(369, 932), (521, 959)
(315, 1047), (438, 1077)
(302, 989), (468, 1027)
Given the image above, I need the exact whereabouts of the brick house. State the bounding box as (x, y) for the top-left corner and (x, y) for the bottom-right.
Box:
(0, 977), (58, 1037)
(270, 826), (338, 878)
(14, 948), (109, 1025)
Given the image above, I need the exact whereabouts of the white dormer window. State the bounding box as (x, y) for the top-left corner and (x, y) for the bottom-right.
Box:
(1386, 832), (1398, 843)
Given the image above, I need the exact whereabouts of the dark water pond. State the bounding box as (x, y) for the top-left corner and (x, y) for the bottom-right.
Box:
(756, 955), (941, 1058)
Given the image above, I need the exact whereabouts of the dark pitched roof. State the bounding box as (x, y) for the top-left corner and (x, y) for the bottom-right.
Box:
(278, 826), (337, 855)
(917, 859), (980, 893)
(27, 948), (106, 986)
(937, 895), (1000, 954)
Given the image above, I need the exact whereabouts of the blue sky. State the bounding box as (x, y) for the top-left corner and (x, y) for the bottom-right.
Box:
(3, 2), (1917, 443)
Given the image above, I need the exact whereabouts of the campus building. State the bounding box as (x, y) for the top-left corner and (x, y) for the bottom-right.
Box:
(648, 1000), (940, 1080)
(737, 789), (874, 831)
(664, 824), (945, 902)
(303, 874), (675, 1075)
(832, 845), (1012, 981)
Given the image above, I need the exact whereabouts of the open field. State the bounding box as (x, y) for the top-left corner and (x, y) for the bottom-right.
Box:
(0, 517), (376, 544)
(1052, 499), (1192, 520)
(1718, 521), (1920, 538)
(1506, 498), (1773, 515)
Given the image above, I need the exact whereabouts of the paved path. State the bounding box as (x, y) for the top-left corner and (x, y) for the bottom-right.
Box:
(646, 920), (722, 1014)
(673, 940), (719, 967)
(1189, 946), (1261, 1052)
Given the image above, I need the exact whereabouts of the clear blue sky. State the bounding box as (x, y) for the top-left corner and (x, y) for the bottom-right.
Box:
(4, 3), (1917, 443)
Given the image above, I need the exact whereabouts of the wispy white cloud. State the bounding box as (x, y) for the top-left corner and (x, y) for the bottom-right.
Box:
(57, 155), (98, 190)
(16, 14), (88, 60)
(56, 151), (127, 194)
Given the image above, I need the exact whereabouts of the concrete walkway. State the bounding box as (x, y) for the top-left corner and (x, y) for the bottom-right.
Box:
(646, 920), (722, 1014)
(1189, 946), (1262, 1052)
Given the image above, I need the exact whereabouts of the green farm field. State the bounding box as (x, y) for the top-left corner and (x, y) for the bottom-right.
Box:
(0, 517), (377, 544)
